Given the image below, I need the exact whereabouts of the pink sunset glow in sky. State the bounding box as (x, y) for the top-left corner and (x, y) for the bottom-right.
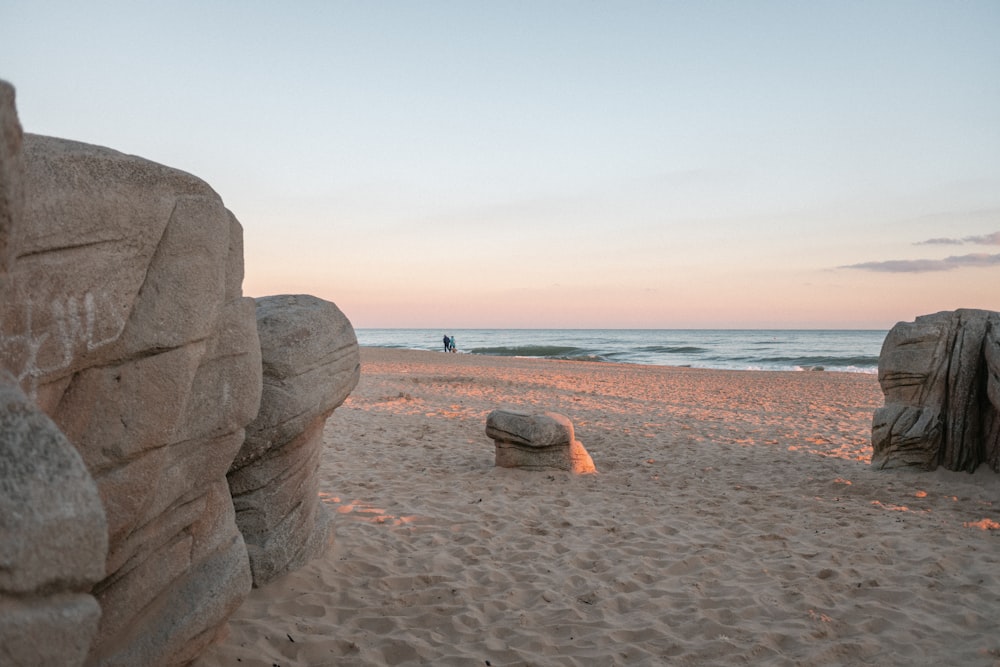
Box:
(2, 1), (998, 329)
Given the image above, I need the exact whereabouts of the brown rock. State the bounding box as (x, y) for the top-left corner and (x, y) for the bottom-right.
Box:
(486, 409), (597, 474)
(872, 309), (1000, 472)
(0, 82), (106, 667)
(1, 133), (260, 665)
(229, 294), (360, 586)
(0, 80), (22, 277)
(1, 83), (358, 664)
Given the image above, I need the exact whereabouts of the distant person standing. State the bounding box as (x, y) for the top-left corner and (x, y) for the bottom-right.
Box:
(449, 335), (457, 353)
(443, 334), (451, 352)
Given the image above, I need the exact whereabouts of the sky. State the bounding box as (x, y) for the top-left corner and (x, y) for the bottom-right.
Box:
(1, 1), (998, 329)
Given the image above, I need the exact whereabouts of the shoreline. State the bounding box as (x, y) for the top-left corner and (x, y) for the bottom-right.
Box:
(360, 344), (880, 374)
(196, 347), (1000, 666)
(354, 328), (885, 374)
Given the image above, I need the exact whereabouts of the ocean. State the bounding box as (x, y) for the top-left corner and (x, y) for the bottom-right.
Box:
(355, 329), (887, 373)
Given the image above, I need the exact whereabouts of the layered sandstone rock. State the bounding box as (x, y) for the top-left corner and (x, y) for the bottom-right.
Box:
(872, 309), (1000, 472)
(1, 128), (261, 665)
(228, 294), (360, 586)
(486, 409), (597, 474)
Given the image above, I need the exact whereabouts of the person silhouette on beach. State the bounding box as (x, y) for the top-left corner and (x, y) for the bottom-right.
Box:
(443, 334), (451, 352)
(449, 335), (457, 353)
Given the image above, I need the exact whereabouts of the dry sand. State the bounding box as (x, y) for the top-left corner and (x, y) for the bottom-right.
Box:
(195, 347), (1000, 666)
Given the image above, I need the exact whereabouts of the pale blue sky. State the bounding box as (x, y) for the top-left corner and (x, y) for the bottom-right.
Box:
(2, 1), (998, 328)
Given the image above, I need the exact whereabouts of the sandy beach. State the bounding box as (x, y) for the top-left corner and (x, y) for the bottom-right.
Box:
(195, 347), (1000, 666)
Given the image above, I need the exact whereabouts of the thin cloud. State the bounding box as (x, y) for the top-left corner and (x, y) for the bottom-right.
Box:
(842, 253), (1000, 273)
(965, 231), (1000, 245)
(915, 237), (963, 245)
(915, 230), (1000, 246)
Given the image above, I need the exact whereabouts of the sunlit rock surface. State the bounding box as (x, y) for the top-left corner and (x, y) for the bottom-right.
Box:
(1, 79), (366, 664)
(0, 80), (107, 667)
(1, 123), (260, 665)
(487, 409), (597, 474)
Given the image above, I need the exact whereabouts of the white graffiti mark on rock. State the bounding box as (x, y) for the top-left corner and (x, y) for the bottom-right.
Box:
(2, 290), (127, 395)
(50, 292), (127, 357)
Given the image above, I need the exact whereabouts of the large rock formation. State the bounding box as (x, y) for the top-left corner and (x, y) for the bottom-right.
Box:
(486, 409), (597, 474)
(1, 80), (360, 665)
(1, 124), (261, 664)
(228, 294), (360, 586)
(0, 79), (106, 667)
(872, 309), (1000, 472)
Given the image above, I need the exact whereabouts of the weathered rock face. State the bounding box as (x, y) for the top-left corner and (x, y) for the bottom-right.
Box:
(228, 294), (360, 586)
(1, 129), (261, 665)
(0, 80), (106, 667)
(1, 82), (362, 664)
(0, 81), (21, 277)
(486, 409), (597, 474)
(0, 376), (109, 666)
(872, 309), (1000, 472)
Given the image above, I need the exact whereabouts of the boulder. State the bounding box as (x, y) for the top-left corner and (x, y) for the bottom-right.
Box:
(228, 294), (360, 586)
(486, 409), (597, 474)
(1, 82), (362, 664)
(872, 309), (1000, 472)
(1, 130), (260, 665)
(0, 83), (107, 666)
(0, 374), (108, 666)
